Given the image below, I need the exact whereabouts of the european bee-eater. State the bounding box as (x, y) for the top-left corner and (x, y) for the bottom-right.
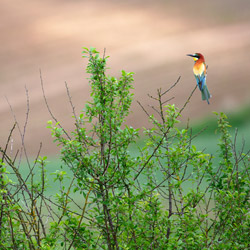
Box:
(187, 53), (211, 104)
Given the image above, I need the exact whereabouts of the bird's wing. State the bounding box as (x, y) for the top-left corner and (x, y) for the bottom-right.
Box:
(195, 72), (206, 91)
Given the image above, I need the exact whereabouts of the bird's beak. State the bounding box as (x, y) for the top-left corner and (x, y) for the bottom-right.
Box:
(187, 54), (195, 57)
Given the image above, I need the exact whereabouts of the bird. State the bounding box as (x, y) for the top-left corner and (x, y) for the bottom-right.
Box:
(187, 53), (211, 104)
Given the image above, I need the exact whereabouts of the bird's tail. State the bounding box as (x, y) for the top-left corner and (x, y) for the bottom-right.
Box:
(201, 84), (211, 104)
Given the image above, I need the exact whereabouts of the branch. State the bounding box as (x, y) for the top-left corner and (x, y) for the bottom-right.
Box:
(40, 70), (71, 140)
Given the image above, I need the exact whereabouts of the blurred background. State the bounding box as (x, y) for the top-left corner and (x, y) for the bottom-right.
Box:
(1, 0), (250, 156)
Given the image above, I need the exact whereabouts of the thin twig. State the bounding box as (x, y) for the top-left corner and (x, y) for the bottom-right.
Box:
(40, 69), (71, 140)
(161, 76), (181, 97)
(179, 85), (197, 115)
(1, 123), (16, 162)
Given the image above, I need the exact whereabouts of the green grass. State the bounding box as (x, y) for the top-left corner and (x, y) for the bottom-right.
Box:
(189, 105), (250, 135)
(189, 105), (250, 163)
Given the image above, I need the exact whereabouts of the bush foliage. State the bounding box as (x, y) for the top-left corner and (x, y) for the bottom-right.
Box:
(0, 48), (249, 249)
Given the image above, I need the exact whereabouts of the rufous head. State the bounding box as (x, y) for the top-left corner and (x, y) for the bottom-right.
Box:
(187, 53), (205, 62)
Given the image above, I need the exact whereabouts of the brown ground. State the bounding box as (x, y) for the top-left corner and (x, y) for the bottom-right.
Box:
(1, 0), (250, 156)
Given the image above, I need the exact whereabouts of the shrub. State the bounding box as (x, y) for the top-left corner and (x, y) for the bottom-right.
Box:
(0, 48), (249, 249)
